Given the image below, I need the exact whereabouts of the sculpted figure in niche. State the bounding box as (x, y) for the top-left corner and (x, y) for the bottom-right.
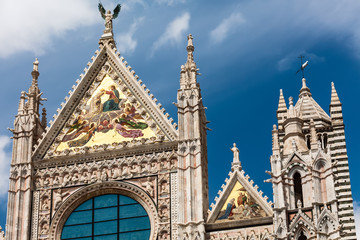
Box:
(43, 177), (50, 186)
(111, 168), (120, 179)
(54, 189), (69, 210)
(159, 231), (169, 240)
(160, 181), (168, 193)
(142, 178), (154, 197)
(100, 169), (108, 182)
(41, 197), (49, 210)
(80, 171), (89, 183)
(53, 175), (60, 185)
(71, 173), (79, 184)
(62, 174), (70, 187)
(151, 162), (158, 173)
(160, 206), (168, 218)
(121, 165), (129, 176)
(90, 171), (98, 183)
(40, 222), (49, 235)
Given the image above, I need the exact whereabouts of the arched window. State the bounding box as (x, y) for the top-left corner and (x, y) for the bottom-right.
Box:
(317, 162), (327, 203)
(306, 135), (311, 150)
(61, 194), (150, 240)
(294, 172), (303, 208)
(323, 134), (328, 149)
(298, 231), (307, 240)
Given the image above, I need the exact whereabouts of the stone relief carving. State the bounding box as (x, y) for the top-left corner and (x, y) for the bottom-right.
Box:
(53, 189), (70, 211)
(34, 151), (177, 190)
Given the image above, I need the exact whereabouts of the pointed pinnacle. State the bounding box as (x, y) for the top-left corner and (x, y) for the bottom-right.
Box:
(330, 82), (341, 105)
(277, 89), (287, 112)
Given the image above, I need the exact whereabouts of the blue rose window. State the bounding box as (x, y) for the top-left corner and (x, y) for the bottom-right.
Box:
(61, 194), (151, 240)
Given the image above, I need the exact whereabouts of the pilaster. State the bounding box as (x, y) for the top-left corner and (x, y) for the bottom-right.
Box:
(177, 34), (208, 240)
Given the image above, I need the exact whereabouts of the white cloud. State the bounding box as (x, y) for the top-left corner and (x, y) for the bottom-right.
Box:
(0, 0), (99, 58)
(0, 136), (11, 196)
(116, 17), (144, 54)
(155, 0), (186, 6)
(151, 12), (190, 55)
(354, 201), (360, 237)
(210, 12), (245, 44)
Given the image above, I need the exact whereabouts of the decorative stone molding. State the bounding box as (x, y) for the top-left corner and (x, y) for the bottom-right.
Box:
(49, 181), (159, 240)
(34, 151), (177, 190)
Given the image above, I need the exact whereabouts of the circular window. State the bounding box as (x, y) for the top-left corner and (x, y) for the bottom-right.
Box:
(61, 194), (151, 240)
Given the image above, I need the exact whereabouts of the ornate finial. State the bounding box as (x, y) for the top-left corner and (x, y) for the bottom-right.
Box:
(289, 96), (293, 106)
(98, 3), (121, 36)
(231, 143), (241, 171)
(180, 34), (199, 88)
(273, 124), (277, 131)
(33, 58), (39, 72)
(187, 34), (194, 48)
(302, 78), (307, 88)
(31, 58), (40, 82)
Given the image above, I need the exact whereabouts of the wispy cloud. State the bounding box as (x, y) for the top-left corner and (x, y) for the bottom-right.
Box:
(0, 136), (10, 196)
(155, 0), (186, 6)
(0, 1), (99, 58)
(210, 12), (245, 44)
(151, 12), (190, 56)
(354, 201), (360, 237)
(116, 17), (145, 55)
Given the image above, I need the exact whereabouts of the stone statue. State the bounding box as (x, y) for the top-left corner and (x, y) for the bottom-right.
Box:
(231, 143), (240, 163)
(98, 3), (121, 34)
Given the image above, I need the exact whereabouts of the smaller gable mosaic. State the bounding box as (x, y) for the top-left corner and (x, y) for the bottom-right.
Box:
(216, 182), (268, 222)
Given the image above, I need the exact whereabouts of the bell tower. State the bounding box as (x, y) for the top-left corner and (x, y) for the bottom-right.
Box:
(270, 78), (357, 239)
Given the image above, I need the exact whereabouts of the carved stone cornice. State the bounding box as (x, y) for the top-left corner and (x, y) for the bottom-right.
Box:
(34, 150), (178, 190)
(34, 141), (177, 169)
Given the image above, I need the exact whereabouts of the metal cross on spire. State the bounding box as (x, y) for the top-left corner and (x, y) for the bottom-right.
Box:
(296, 55), (308, 78)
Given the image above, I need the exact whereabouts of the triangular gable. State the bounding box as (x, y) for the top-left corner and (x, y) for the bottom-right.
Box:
(207, 168), (273, 223)
(285, 151), (307, 167)
(33, 43), (178, 161)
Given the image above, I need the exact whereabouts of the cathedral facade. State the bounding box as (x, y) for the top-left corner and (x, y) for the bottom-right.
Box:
(3, 14), (357, 240)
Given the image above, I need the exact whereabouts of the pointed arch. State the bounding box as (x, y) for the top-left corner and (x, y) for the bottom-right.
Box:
(293, 172), (303, 208)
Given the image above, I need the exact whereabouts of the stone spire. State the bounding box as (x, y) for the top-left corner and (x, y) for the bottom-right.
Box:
(330, 82), (341, 105)
(276, 89), (287, 129)
(180, 34), (199, 89)
(27, 58), (43, 115)
(231, 143), (241, 171)
(277, 89), (287, 111)
(329, 82), (343, 125)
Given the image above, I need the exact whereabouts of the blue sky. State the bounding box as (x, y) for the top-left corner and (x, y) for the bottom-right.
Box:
(0, 0), (359, 234)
